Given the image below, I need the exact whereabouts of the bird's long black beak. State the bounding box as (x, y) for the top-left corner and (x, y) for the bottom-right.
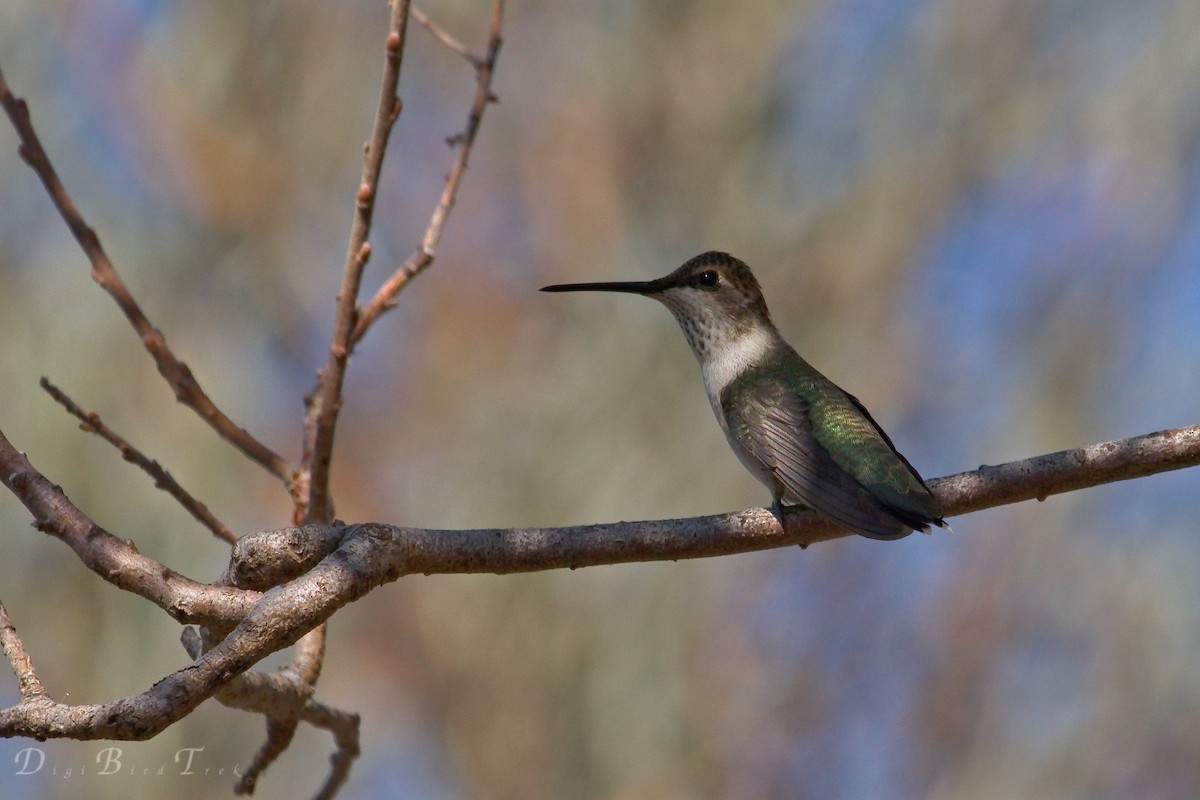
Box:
(540, 279), (660, 295)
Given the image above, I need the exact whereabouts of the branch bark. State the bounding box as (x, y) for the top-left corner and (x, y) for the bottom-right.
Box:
(233, 423), (1200, 576)
(3, 423), (1197, 745)
(298, 0), (414, 525)
(0, 427), (259, 626)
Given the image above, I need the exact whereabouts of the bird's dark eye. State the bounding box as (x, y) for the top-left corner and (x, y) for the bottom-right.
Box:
(698, 270), (719, 288)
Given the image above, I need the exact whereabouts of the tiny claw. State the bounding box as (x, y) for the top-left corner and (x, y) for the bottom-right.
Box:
(770, 498), (785, 523)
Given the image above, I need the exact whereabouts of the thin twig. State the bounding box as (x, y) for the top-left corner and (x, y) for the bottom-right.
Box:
(40, 377), (238, 545)
(0, 66), (295, 490)
(0, 599), (47, 701)
(233, 625), (326, 793)
(237, 716), (298, 795)
(181, 616), (335, 794)
(299, 0), (413, 525)
(350, 0), (505, 347)
(229, 694), (360, 800)
(412, 6), (485, 67)
(307, 703), (362, 800)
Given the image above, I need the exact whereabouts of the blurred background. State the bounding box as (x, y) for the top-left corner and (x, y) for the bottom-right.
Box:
(2, 1), (1199, 798)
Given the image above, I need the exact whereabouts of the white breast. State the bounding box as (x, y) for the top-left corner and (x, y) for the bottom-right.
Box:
(699, 326), (775, 401)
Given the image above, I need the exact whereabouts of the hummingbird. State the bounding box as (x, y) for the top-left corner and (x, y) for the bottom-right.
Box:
(541, 251), (946, 540)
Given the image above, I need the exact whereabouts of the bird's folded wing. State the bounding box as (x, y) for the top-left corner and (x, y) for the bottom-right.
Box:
(724, 383), (909, 538)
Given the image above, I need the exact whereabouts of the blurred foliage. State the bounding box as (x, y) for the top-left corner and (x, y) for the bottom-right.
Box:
(2, 1), (1200, 798)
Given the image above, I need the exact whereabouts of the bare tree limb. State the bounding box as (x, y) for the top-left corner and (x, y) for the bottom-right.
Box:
(232, 625), (327, 793)
(0, 66), (295, 491)
(0, 426), (257, 626)
(0, 538), (386, 740)
(3, 423), (1196, 745)
(40, 377), (238, 545)
(0, 599), (46, 702)
(179, 617), (350, 796)
(350, 0), (505, 347)
(299, 1), (413, 525)
(283, 5), (418, 788)
(301, 0), (505, 520)
(0, 4), (508, 795)
(232, 423), (1200, 580)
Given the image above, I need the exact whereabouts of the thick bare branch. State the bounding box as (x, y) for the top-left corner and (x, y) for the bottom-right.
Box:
(0, 66), (294, 489)
(0, 518), (397, 741)
(234, 423), (1200, 580)
(931, 426), (1199, 514)
(4, 424), (1195, 744)
(0, 426), (257, 626)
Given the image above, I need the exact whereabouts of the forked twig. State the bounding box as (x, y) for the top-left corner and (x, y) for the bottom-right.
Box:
(350, 0), (505, 346)
(40, 377), (238, 545)
(0, 4), (507, 796)
(233, 625), (327, 793)
(300, 0), (504, 523)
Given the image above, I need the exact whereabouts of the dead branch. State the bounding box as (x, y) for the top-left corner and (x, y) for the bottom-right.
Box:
(350, 0), (505, 346)
(0, 2), (507, 795)
(3, 422), (1197, 746)
(0, 427), (257, 626)
(0, 599), (46, 701)
(0, 68), (295, 491)
(230, 423), (1200, 578)
(298, 0), (415, 525)
(40, 377), (238, 545)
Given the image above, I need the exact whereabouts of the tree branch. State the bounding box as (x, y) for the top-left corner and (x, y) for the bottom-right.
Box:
(232, 625), (326, 793)
(232, 423), (1200, 579)
(0, 426), (258, 626)
(350, 0), (505, 347)
(40, 377), (238, 545)
(0, 4), (508, 794)
(412, 5), (485, 67)
(4, 424), (1196, 745)
(0, 66), (295, 490)
(0, 535), (387, 740)
(0, 599), (46, 702)
(299, 0), (413, 525)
